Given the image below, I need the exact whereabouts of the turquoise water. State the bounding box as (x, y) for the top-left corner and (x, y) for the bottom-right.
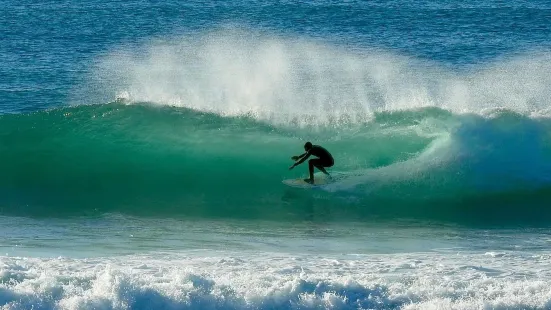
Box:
(2, 0), (551, 308)
(3, 104), (551, 225)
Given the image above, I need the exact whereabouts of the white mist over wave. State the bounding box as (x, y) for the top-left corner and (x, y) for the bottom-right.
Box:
(91, 29), (551, 126)
(1, 251), (551, 310)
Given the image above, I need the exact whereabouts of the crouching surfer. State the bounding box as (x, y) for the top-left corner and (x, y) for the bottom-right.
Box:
(289, 142), (334, 184)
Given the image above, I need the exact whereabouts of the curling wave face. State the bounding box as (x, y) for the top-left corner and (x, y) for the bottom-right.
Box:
(3, 31), (551, 224)
(2, 102), (551, 225)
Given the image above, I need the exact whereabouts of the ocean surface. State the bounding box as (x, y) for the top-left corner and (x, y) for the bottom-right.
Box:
(2, 0), (551, 309)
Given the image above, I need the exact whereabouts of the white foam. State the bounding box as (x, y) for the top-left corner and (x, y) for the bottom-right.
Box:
(324, 106), (551, 195)
(1, 250), (551, 309)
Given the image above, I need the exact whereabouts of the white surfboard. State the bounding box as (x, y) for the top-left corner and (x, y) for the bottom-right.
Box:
(282, 177), (333, 189)
(282, 173), (344, 189)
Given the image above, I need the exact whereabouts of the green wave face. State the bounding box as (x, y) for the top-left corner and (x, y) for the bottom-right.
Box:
(2, 103), (551, 225)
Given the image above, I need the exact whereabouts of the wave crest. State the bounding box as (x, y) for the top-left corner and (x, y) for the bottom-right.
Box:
(84, 29), (551, 127)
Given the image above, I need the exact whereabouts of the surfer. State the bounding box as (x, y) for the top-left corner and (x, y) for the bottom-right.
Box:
(289, 142), (334, 184)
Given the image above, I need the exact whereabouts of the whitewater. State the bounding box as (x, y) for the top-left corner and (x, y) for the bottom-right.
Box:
(2, 216), (551, 309)
(2, 0), (551, 309)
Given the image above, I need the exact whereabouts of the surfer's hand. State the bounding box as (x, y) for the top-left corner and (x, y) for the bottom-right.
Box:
(289, 164), (295, 170)
(291, 156), (299, 161)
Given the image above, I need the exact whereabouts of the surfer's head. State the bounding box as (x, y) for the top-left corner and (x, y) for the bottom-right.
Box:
(304, 142), (312, 151)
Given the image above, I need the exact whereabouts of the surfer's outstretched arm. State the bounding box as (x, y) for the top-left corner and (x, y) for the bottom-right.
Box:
(291, 152), (307, 161)
(289, 151), (311, 169)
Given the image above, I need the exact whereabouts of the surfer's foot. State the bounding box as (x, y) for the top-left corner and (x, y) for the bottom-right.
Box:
(304, 178), (314, 184)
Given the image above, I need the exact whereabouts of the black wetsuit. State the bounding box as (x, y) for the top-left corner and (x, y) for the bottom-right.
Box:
(292, 144), (335, 183)
(308, 145), (334, 168)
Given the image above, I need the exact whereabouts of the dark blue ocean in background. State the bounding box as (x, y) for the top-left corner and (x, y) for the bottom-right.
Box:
(2, 1), (551, 309)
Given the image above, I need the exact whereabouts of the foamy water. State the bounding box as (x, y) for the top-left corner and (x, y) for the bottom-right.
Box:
(2, 217), (551, 309)
(2, 250), (551, 309)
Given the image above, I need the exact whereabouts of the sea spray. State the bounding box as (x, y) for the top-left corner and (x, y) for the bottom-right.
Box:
(86, 30), (551, 124)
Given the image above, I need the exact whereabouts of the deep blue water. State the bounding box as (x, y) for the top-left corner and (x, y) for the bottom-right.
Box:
(2, 0), (551, 113)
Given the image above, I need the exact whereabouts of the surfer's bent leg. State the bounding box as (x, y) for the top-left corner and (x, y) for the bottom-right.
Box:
(307, 158), (334, 184)
(307, 159), (316, 182)
(311, 158), (333, 175)
(317, 166), (329, 175)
